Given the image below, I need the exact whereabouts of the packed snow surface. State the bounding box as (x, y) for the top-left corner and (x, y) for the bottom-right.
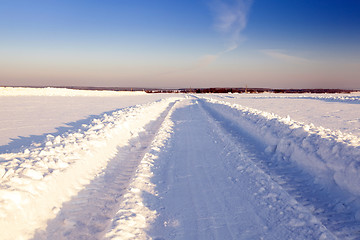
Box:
(1, 88), (360, 239)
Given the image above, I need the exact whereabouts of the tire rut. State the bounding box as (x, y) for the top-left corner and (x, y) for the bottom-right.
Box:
(200, 99), (360, 240)
(33, 102), (177, 240)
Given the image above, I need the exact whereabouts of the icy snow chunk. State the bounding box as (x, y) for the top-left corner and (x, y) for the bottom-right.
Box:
(265, 145), (276, 154)
(288, 218), (305, 227)
(46, 134), (55, 140)
(22, 169), (43, 180)
(355, 210), (360, 221)
(35, 160), (49, 169)
(54, 135), (62, 144)
(130, 188), (141, 193)
(236, 165), (245, 171)
(276, 139), (293, 157)
(2, 169), (14, 179)
(56, 160), (69, 169)
(0, 168), (5, 178)
(334, 202), (346, 212)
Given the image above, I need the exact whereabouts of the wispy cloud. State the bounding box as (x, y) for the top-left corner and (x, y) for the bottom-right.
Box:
(260, 49), (314, 64)
(159, 1), (253, 74)
(211, 0), (253, 53)
(194, 0), (253, 68)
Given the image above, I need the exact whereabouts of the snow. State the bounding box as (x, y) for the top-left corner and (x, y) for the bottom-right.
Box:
(1, 88), (360, 239)
(0, 88), (181, 239)
(143, 100), (335, 239)
(0, 87), (177, 148)
(0, 87), (147, 97)
(202, 95), (360, 198)
(209, 93), (360, 137)
(105, 100), (178, 239)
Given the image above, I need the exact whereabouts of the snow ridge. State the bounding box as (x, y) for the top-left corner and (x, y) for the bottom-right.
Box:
(0, 97), (179, 240)
(203, 97), (360, 206)
(105, 99), (178, 239)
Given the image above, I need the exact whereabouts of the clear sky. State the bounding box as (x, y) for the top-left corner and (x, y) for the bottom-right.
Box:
(1, 0), (360, 89)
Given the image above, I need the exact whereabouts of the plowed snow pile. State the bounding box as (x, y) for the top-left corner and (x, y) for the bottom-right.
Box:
(0, 88), (360, 239)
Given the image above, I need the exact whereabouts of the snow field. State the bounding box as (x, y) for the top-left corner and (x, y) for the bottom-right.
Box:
(202, 97), (360, 216)
(0, 90), (175, 148)
(232, 93), (360, 104)
(210, 93), (360, 137)
(0, 97), (180, 239)
(0, 87), (147, 97)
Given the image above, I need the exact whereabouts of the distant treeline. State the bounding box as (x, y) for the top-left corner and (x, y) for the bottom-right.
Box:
(147, 88), (355, 94)
(2, 86), (356, 94)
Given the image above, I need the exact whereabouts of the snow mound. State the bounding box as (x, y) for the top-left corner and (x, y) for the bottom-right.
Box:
(105, 100), (177, 239)
(0, 87), (146, 96)
(203, 97), (360, 200)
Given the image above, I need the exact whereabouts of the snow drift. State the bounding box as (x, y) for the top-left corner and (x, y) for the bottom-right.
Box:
(202, 97), (360, 205)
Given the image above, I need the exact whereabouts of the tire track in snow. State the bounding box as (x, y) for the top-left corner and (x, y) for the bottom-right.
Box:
(146, 99), (335, 239)
(33, 101), (179, 239)
(1, 98), (182, 240)
(200, 99), (360, 239)
(104, 100), (180, 239)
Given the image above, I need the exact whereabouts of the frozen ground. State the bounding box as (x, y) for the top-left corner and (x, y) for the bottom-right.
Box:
(0, 88), (360, 239)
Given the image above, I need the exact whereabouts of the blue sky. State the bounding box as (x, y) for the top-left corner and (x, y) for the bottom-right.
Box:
(1, 0), (360, 88)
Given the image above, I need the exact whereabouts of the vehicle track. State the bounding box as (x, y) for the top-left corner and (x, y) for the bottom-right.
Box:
(147, 99), (335, 239)
(33, 102), (177, 239)
(200, 99), (360, 239)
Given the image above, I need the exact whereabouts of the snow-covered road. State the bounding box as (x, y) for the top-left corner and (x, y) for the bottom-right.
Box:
(1, 89), (360, 239)
(145, 99), (335, 239)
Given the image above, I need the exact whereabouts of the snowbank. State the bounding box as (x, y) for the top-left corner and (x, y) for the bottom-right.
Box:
(0, 97), (180, 239)
(105, 99), (177, 239)
(0, 87), (146, 96)
(202, 97), (360, 201)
